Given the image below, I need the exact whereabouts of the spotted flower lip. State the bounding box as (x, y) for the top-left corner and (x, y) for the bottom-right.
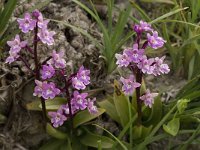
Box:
(41, 64), (55, 80)
(37, 29), (55, 45)
(124, 43), (144, 63)
(140, 89), (158, 108)
(137, 56), (155, 74)
(87, 98), (98, 114)
(77, 66), (90, 85)
(72, 77), (86, 90)
(33, 80), (60, 100)
(7, 34), (27, 53)
(152, 56), (170, 76)
(47, 50), (66, 69)
(120, 75), (141, 95)
(147, 31), (166, 49)
(17, 13), (36, 33)
(72, 66), (90, 90)
(48, 109), (67, 128)
(115, 53), (131, 67)
(71, 91), (88, 110)
(134, 20), (153, 33)
(6, 35), (27, 64)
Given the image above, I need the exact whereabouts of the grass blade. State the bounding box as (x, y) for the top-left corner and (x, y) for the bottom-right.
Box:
(150, 7), (188, 24)
(0, 0), (17, 36)
(93, 124), (128, 150)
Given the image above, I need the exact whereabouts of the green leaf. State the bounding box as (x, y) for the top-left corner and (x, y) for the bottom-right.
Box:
(143, 96), (162, 126)
(176, 75), (200, 99)
(98, 98), (121, 124)
(177, 99), (190, 114)
(26, 100), (41, 111)
(181, 34), (200, 48)
(150, 7), (188, 24)
(129, 0), (151, 22)
(137, 104), (177, 149)
(42, 97), (66, 110)
(80, 130), (114, 149)
(71, 135), (87, 150)
(0, 0), (17, 36)
(73, 108), (105, 128)
(163, 118), (180, 136)
(26, 97), (66, 111)
(46, 123), (68, 140)
(132, 125), (152, 140)
(141, 0), (175, 4)
(39, 138), (71, 150)
(94, 124), (128, 150)
(113, 80), (130, 127)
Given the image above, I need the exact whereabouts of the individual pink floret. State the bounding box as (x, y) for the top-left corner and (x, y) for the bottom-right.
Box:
(147, 31), (166, 49)
(140, 89), (158, 108)
(7, 34), (27, 53)
(115, 53), (131, 67)
(124, 43), (144, 63)
(32, 9), (49, 29)
(120, 75), (141, 95)
(152, 56), (170, 76)
(77, 66), (90, 85)
(134, 20), (153, 33)
(41, 64), (55, 80)
(71, 91), (88, 110)
(72, 77), (86, 90)
(87, 98), (98, 114)
(37, 29), (55, 45)
(48, 109), (67, 128)
(17, 13), (36, 33)
(6, 35), (27, 64)
(33, 80), (60, 100)
(137, 56), (155, 74)
(47, 50), (66, 69)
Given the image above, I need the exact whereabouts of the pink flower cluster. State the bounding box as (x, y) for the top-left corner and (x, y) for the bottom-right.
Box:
(17, 9), (55, 45)
(5, 10), (98, 128)
(48, 95), (97, 128)
(34, 50), (66, 99)
(5, 10), (55, 64)
(115, 20), (170, 108)
(72, 66), (90, 90)
(120, 75), (141, 95)
(6, 35), (27, 64)
(47, 72), (97, 128)
(134, 21), (166, 49)
(140, 89), (158, 108)
(35, 53), (97, 127)
(33, 80), (60, 99)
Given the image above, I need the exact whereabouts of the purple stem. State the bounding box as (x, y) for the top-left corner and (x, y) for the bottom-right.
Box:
(136, 33), (141, 46)
(33, 22), (47, 124)
(132, 32), (143, 125)
(142, 41), (148, 49)
(59, 70), (73, 133)
(135, 67), (142, 125)
(41, 56), (52, 66)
